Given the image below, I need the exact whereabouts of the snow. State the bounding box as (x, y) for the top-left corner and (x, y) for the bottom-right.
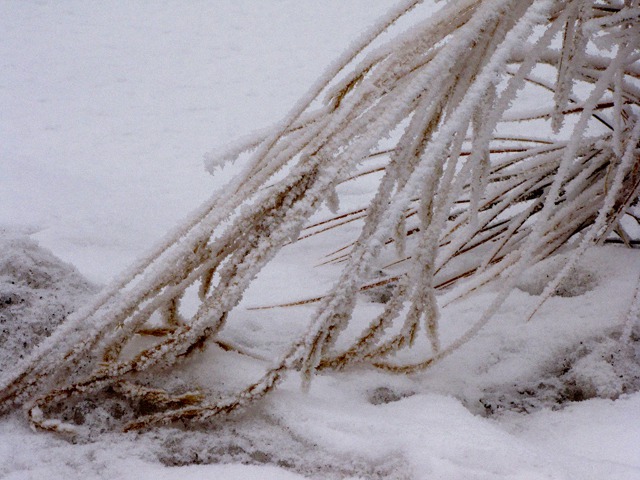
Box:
(0, 0), (392, 284)
(1, 1), (639, 479)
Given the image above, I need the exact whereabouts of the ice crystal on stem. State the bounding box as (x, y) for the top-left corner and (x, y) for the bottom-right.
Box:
(1, 0), (638, 433)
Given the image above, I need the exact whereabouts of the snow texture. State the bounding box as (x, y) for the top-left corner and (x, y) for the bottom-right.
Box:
(1, 1), (639, 479)
(0, 230), (96, 372)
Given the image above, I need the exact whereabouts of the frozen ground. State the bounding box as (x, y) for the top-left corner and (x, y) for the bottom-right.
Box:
(1, 1), (639, 479)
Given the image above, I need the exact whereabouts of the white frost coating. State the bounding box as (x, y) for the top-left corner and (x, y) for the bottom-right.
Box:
(4, 3), (640, 478)
(354, 0), (556, 368)
(2, 0), (638, 432)
(526, 44), (640, 321)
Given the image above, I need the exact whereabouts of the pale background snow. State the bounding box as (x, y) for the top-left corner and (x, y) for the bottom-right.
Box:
(1, 0), (391, 283)
(1, 1), (639, 479)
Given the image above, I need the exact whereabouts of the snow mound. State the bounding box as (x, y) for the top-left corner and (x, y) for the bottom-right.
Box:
(515, 255), (598, 298)
(147, 413), (406, 479)
(479, 327), (640, 415)
(0, 230), (97, 371)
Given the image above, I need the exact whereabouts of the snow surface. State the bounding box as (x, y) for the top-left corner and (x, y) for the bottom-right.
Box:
(1, 1), (639, 479)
